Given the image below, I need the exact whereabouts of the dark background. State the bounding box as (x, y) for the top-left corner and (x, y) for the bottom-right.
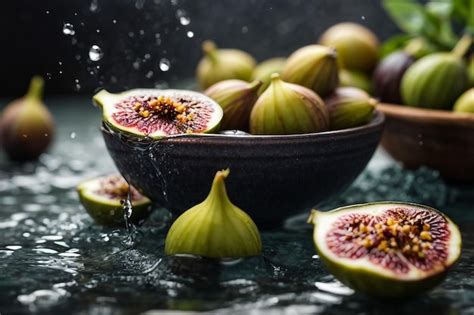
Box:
(2, 0), (399, 96)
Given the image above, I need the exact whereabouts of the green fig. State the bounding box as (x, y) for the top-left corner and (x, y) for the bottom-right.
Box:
(319, 22), (379, 73)
(250, 74), (329, 135)
(281, 45), (339, 97)
(252, 57), (286, 95)
(339, 69), (372, 94)
(453, 88), (474, 113)
(165, 169), (262, 258)
(325, 87), (377, 130)
(204, 79), (262, 131)
(196, 41), (256, 90)
(308, 202), (461, 298)
(468, 55), (474, 87)
(0, 76), (54, 161)
(401, 36), (471, 109)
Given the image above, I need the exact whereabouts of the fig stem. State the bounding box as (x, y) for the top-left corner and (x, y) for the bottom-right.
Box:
(270, 73), (281, 82)
(206, 169), (231, 209)
(452, 34), (472, 58)
(25, 76), (44, 101)
(307, 209), (320, 225)
(202, 40), (218, 64)
(248, 80), (263, 91)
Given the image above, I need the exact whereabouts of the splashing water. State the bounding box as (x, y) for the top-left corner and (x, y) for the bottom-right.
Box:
(88, 45), (104, 62)
(62, 23), (75, 36)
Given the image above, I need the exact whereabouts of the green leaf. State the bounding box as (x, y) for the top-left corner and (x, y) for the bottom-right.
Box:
(380, 34), (413, 58)
(382, 0), (426, 34)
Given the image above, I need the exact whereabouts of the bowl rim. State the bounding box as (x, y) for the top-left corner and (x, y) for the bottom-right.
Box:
(102, 110), (385, 142)
(378, 103), (474, 128)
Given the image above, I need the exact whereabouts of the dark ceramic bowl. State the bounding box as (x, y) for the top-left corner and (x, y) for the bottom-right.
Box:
(379, 103), (474, 183)
(102, 111), (385, 226)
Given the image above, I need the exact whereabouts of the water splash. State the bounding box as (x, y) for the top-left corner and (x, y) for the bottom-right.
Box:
(62, 23), (75, 36)
(89, 45), (104, 62)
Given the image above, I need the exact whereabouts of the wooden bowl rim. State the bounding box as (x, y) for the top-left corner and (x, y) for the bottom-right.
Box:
(378, 103), (474, 128)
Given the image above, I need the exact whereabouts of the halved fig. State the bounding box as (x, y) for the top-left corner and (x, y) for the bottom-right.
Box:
(308, 202), (461, 298)
(77, 174), (152, 226)
(93, 89), (223, 138)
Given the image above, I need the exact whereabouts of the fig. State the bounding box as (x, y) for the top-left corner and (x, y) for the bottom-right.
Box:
(204, 79), (262, 131)
(468, 55), (474, 87)
(251, 57), (286, 95)
(308, 202), (461, 298)
(93, 89), (223, 139)
(373, 51), (415, 104)
(0, 76), (54, 161)
(453, 88), (474, 113)
(339, 69), (372, 94)
(404, 37), (437, 60)
(77, 174), (152, 226)
(196, 40), (256, 90)
(249, 74), (330, 135)
(325, 87), (377, 130)
(281, 45), (339, 97)
(165, 169), (262, 258)
(319, 22), (379, 73)
(401, 36), (471, 109)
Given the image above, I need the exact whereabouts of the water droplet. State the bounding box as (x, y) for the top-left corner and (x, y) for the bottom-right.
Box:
(88, 45), (103, 62)
(144, 53), (151, 60)
(176, 9), (190, 25)
(242, 26), (249, 34)
(58, 61), (62, 66)
(112, 19), (117, 24)
(70, 132), (76, 139)
(186, 31), (194, 38)
(361, 15), (366, 20)
(145, 71), (154, 78)
(128, 31), (135, 38)
(135, 0), (146, 9)
(46, 73), (52, 80)
(96, 29), (100, 33)
(45, 10), (50, 14)
(139, 29), (145, 35)
(62, 23), (75, 36)
(133, 60), (140, 70)
(171, 0), (178, 5)
(159, 58), (170, 71)
(90, 0), (99, 12)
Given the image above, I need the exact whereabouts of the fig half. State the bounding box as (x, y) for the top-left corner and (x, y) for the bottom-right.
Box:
(93, 89), (223, 139)
(308, 202), (461, 298)
(77, 174), (152, 226)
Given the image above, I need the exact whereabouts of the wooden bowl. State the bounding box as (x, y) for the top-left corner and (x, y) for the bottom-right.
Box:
(378, 103), (474, 183)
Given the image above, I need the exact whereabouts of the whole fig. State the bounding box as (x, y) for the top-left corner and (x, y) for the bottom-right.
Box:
(373, 51), (415, 104)
(454, 88), (474, 113)
(0, 76), (54, 161)
(339, 69), (372, 94)
(281, 45), (338, 97)
(319, 22), (379, 73)
(205, 79), (262, 131)
(401, 36), (471, 109)
(325, 87), (377, 130)
(250, 74), (329, 135)
(196, 41), (256, 90)
(252, 57), (286, 95)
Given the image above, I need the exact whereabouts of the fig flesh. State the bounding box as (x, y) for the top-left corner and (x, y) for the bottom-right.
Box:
(373, 51), (415, 104)
(308, 202), (461, 298)
(77, 174), (152, 226)
(93, 89), (223, 139)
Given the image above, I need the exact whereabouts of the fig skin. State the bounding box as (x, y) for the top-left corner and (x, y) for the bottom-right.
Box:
(251, 57), (286, 95)
(165, 169), (262, 258)
(468, 55), (474, 87)
(325, 87), (377, 130)
(204, 79), (262, 131)
(0, 76), (54, 161)
(373, 51), (415, 104)
(453, 88), (474, 113)
(308, 202), (462, 298)
(250, 74), (330, 135)
(281, 45), (339, 97)
(319, 22), (379, 73)
(196, 40), (256, 90)
(339, 69), (372, 94)
(401, 53), (467, 109)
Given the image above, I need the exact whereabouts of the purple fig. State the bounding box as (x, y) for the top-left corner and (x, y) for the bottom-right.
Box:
(373, 51), (414, 104)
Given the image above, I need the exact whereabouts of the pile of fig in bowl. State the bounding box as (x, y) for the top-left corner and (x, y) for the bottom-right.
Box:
(95, 22), (386, 227)
(372, 0), (474, 182)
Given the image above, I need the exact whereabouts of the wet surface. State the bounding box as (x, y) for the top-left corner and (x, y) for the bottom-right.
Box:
(0, 96), (473, 314)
